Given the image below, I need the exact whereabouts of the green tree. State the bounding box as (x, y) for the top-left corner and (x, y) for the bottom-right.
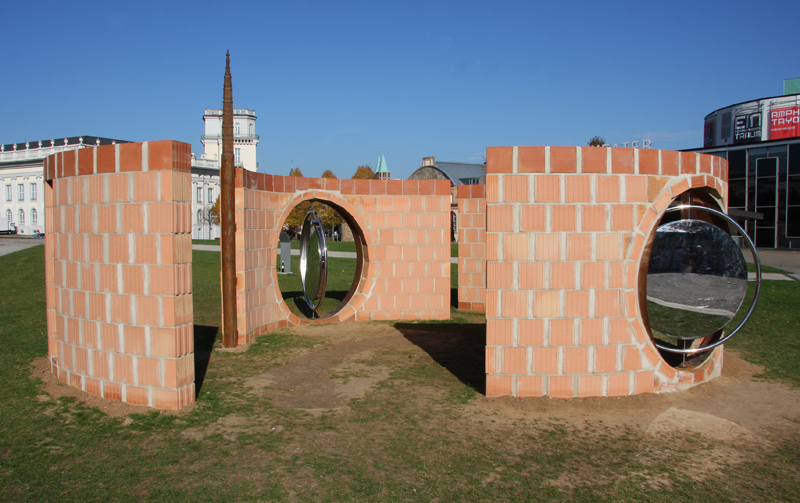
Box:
(587, 136), (606, 147)
(351, 165), (376, 179)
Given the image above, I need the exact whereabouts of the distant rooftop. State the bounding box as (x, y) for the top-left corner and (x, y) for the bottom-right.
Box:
(785, 78), (800, 96)
(1, 136), (128, 153)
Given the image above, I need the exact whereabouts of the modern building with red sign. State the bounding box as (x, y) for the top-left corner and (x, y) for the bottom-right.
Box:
(689, 78), (800, 248)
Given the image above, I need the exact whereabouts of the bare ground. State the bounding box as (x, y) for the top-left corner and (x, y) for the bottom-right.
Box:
(30, 319), (800, 497)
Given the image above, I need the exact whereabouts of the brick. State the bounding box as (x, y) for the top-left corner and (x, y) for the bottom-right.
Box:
(564, 347), (589, 374)
(485, 347), (499, 373)
(549, 319), (575, 346)
(607, 373), (630, 396)
(581, 146), (607, 173)
(594, 346), (617, 373)
(534, 233), (560, 261)
(550, 147), (577, 173)
(579, 318), (604, 345)
(518, 262), (545, 290)
(487, 262), (514, 290)
(487, 204), (514, 233)
(504, 234), (530, 261)
(501, 291), (528, 318)
(520, 205), (547, 232)
(551, 205), (577, 232)
(503, 175), (529, 202)
(611, 205), (634, 231)
(596, 176), (621, 203)
(565, 176), (591, 202)
(596, 234), (621, 260)
(486, 147), (513, 173)
(518, 319), (544, 346)
(595, 290), (621, 317)
(549, 262), (574, 289)
(487, 319), (514, 346)
(533, 291), (559, 318)
(533, 347), (559, 374)
(517, 376), (544, 397)
(611, 148), (635, 174)
(486, 375), (513, 397)
(635, 371), (654, 394)
(580, 262), (605, 289)
(502, 347), (528, 374)
(578, 375), (604, 397)
(622, 345), (642, 371)
(567, 234), (592, 260)
(582, 205), (606, 232)
(564, 290), (589, 318)
(549, 376), (574, 398)
(518, 147), (545, 173)
(534, 176), (561, 203)
(661, 150), (679, 176)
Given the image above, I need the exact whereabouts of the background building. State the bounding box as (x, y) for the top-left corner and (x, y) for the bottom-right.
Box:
(690, 78), (800, 248)
(190, 108), (259, 239)
(0, 137), (127, 235)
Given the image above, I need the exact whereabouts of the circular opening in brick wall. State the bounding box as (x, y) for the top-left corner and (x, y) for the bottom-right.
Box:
(639, 190), (755, 368)
(276, 198), (365, 320)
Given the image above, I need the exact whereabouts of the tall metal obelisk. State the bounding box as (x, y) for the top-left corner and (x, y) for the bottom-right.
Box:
(221, 51), (238, 348)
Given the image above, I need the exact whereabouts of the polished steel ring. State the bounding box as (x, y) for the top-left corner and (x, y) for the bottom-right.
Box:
(648, 205), (761, 355)
(299, 210), (328, 314)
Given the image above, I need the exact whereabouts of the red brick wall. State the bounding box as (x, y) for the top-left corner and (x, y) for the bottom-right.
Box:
(234, 170), (452, 343)
(44, 141), (194, 410)
(483, 146), (727, 397)
(457, 184), (486, 312)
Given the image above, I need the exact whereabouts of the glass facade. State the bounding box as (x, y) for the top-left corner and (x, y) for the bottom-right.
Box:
(702, 140), (800, 248)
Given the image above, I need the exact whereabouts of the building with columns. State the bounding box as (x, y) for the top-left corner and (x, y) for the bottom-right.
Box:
(0, 108), (259, 239)
(190, 108), (259, 239)
(0, 137), (127, 235)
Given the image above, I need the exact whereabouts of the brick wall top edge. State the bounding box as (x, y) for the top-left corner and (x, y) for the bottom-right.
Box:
(43, 140), (191, 181)
(485, 146), (725, 177)
(239, 175), (453, 196)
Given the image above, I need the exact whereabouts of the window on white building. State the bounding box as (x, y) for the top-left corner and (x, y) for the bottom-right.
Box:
(235, 122), (241, 136)
(197, 209), (202, 223)
(235, 148), (241, 166)
(249, 123), (254, 136)
(18, 184), (24, 201)
(197, 187), (202, 203)
(30, 183), (37, 201)
(5, 185), (10, 202)
(18, 209), (24, 225)
(31, 209), (37, 225)
(6, 209), (11, 223)
(208, 188), (213, 204)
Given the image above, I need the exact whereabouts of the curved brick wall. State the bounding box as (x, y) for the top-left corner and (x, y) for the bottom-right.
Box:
(482, 146), (727, 397)
(44, 141), (195, 410)
(234, 169), (452, 343)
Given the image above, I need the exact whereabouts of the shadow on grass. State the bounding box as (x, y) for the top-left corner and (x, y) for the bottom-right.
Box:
(193, 325), (218, 396)
(394, 321), (487, 395)
(282, 289), (351, 319)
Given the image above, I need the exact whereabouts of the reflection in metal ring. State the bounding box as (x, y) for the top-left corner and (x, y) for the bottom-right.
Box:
(299, 210), (328, 314)
(646, 205), (761, 355)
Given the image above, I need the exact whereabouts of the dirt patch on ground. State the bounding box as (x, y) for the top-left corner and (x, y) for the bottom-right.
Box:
(32, 320), (800, 456)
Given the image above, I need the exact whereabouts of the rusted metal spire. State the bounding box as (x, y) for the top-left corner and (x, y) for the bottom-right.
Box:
(221, 50), (238, 348)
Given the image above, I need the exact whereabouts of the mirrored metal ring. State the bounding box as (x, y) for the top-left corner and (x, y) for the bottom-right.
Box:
(299, 210), (328, 313)
(648, 205), (761, 354)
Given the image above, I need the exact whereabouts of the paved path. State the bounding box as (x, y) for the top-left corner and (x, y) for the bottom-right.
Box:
(0, 237), (44, 257)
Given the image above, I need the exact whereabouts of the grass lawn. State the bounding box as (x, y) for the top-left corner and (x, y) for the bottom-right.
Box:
(0, 246), (798, 502)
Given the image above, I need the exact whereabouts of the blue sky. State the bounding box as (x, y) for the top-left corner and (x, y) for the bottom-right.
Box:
(2, 0), (798, 179)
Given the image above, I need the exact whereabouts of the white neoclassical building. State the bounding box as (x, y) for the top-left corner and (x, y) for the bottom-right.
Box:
(190, 108), (259, 239)
(0, 137), (125, 235)
(0, 108), (259, 239)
